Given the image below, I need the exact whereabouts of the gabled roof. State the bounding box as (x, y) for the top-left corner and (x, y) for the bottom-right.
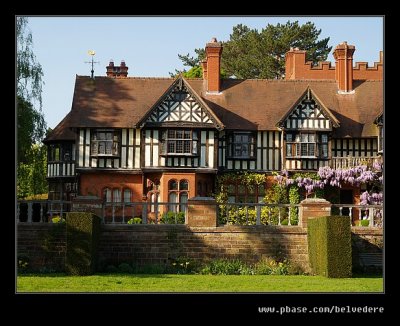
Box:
(47, 76), (382, 141)
(66, 76), (175, 128)
(43, 111), (75, 143)
(276, 86), (340, 129)
(136, 76), (224, 130)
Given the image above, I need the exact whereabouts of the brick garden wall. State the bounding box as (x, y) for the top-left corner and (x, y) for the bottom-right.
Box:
(98, 225), (310, 271)
(17, 224), (382, 273)
(17, 224), (66, 272)
(351, 227), (383, 270)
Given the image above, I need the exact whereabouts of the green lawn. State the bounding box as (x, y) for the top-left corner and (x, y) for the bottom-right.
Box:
(17, 274), (383, 292)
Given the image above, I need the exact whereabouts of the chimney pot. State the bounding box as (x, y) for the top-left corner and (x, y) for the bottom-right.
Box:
(211, 37), (217, 42)
(106, 59), (128, 78)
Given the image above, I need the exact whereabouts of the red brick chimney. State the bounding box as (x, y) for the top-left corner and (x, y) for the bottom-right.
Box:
(201, 59), (208, 80)
(205, 37), (222, 94)
(106, 59), (128, 78)
(285, 47), (307, 79)
(333, 42), (355, 93)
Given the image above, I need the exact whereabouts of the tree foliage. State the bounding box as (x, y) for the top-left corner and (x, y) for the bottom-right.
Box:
(175, 21), (331, 79)
(17, 17), (44, 106)
(17, 144), (48, 199)
(17, 17), (47, 165)
(17, 96), (46, 163)
(17, 17), (48, 198)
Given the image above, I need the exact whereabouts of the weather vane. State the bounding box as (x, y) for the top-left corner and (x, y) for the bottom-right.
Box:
(85, 50), (100, 79)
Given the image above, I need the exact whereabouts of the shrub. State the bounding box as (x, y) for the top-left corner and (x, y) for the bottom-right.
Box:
(38, 266), (57, 274)
(287, 262), (306, 275)
(51, 216), (66, 223)
(263, 184), (289, 225)
(118, 263), (133, 273)
(127, 217), (142, 224)
(225, 206), (256, 225)
(167, 257), (200, 274)
(200, 259), (245, 275)
(132, 264), (166, 274)
(238, 264), (255, 275)
(360, 219), (370, 227)
(160, 211), (185, 224)
(281, 219), (289, 225)
(105, 265), (118, 273)
(288, 186), (300, 224)
(219, 205), (272, 225)
(17, 255), (30, 274)
(308, 215), (352, 278)
(65, 212), (101, 275)
(254, 258), (290, 275)
(24, 193), (48, 200)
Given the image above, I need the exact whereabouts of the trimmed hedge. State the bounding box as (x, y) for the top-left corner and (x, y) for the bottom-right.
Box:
(66, 212), (101, 275)
(308, 215), (352, 278)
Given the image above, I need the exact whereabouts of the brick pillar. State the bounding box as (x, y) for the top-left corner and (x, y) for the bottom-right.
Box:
(71, 195), (103, 218)
(299, 198), (332, 228)
(187, 197), (217, 227)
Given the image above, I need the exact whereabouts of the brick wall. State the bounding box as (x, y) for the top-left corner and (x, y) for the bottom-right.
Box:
(80, 172), (143, 200)
(98, 225), (310, 270)
(17, 224), (66, 272)
(17, 223), (382, 273)
(351, 228), (383, 270)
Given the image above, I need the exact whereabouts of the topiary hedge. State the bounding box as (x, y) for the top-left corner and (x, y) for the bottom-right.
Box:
(65, 212), (101, 275)
(308, 215), (352, 278)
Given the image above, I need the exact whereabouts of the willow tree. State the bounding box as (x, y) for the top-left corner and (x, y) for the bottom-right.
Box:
(17, 17), (47, 198)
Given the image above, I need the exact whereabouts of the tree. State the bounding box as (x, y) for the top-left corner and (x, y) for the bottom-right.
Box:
(17, 17), (48, 198)
(175, 21), (331, 79)
(17, 144), (48, 199)
(17, 17), (46, 164)
(17, 95), (46, 163)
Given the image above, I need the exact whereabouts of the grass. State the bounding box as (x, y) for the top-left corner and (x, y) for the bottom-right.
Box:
(17, 274), (383, 292)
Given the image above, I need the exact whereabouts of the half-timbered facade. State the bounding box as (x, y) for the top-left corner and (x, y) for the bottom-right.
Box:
(44, 40), (383, 208)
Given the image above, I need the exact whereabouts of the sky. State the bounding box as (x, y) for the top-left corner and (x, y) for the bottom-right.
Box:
(25, 16), (384, 129)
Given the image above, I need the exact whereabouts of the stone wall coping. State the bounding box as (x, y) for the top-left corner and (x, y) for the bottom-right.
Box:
(18, 223), (383, 237)
(351, 227), (383, 235)
(99, 224), (308, 234)
(73, 195), (101, 200)
(188, 196), (216, 202)
(300, 198), (331, 205)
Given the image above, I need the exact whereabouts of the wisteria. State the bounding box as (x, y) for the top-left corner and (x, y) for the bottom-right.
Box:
(360, 191), (383, 205)
(274, 161), (383, 202)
